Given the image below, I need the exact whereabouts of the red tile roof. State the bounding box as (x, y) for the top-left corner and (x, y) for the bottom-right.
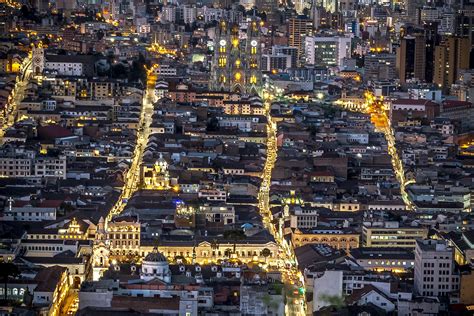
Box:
(13, 200), (63, 208)
(33, 266), (67, 292)
(37, 125), (73, 140)
(38, 200), (63, 208)
(443, 100), (472, 109)
(111, 296), (180, 312)
(392, 99), (438, 106)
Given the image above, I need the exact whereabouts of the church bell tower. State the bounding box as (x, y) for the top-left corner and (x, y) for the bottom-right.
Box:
(92, 217), (110, 281)
(211, 19), (263, 95)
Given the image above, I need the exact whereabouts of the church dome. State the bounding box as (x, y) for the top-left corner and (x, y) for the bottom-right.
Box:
(141, 247), (171, 283)
(144, 247), (167, 262)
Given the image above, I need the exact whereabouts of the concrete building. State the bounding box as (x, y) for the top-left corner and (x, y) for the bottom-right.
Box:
(304, 35), (352, 68)
(0, 147), (66, 179)
(272, 46), (298, 68)
(362, 220), (428, 248)
(396, 34), (427, 84)
(433, 36), (471, 89)
(349, 247), (415, 272)
(289, 206), (319, 229)
(364, 53), (396, 82)
(288, 17), (313, 59)
(414, 239), (460, 297)
(292, 228), (360, 250)
(261, 54), (292, 72)
(2, 200), (59, 222)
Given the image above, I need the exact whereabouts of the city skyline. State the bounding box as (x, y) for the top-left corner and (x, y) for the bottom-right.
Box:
(0, 0), (473, 315)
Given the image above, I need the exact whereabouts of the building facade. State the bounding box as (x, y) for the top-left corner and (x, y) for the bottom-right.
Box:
(210, 20), (263, 95)
(414, 239), (460, 297)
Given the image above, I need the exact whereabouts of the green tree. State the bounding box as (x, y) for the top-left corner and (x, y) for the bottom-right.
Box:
(206, 117), (219, 131)
(174, 255), (187, 264)
(0, 263), (19, 301)
(129, 53), (148, 83)
(319, 293), (346, 309)
(111, 63), (128, 79)
(210, 239), (219, 261)
(260, 248), (271, 263)
(224, 248), (233, 258)
(223, 229), (246, 255)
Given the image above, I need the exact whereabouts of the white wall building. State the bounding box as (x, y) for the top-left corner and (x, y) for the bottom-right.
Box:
(290, 206), (318, 229)
(34, 155), (67, 179)
(2, 204), (57, 222)
(45, 61), (83, 76)
(304, 35), (352, 68)
(414, 239), (460, 297)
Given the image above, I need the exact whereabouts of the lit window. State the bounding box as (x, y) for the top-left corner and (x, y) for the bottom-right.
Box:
(218, 57), (226, 67)
(234, 72), (241, 81)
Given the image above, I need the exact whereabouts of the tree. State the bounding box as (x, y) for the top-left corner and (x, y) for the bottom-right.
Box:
(129, 53), (148, 83)
(260, 248), (271, 263)
(0, 263), (19, 301)
(319, 293), (346, 310)
(206, 117), (219, 132)
(20, 5), (29, 17)
(223, 229), (246, 255)
(111, 63), (128, 79)
(97, 30), (105, 40)
(174, 255), (187, 264)
(224, 248), (233, 258)
(210, 239), (219, 262)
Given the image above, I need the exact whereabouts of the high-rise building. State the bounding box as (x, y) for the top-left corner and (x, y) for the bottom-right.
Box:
(424, 22), (440, 83)
(414, 239), (460, 297)
(364, 53), (397, 82)
(210, 20), (263, 94)
(261, 54), (292, 72)
(304, 35), (352, 68)
(213, 0), (233, 8)
(405, 0), (424, 24)
(396, 34), (426, 83)
(456, 5), (474, 51)
(272, 46), (298, 68)
(321, 0), (337, 13)
(30, 0), (49, 12)
(255, 0), (276, 15)
(433, 36), (470, 89)
(288, 17), (313, 60)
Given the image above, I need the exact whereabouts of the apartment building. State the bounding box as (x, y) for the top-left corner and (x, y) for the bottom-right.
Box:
(414, 239), (460, 297)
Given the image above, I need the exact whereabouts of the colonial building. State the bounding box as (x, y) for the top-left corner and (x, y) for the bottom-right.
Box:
(141, 154), (171, 190)
(141, 238), (280, 266)
(92, 217), (110, 281)
(108, 214), (141, 260)
(291, 228), (360, 251)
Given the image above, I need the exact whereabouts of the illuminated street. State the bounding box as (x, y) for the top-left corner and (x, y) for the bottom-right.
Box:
(60, 290), (79, 316)
(0, 54), (32, 140)
(2, 0), (473, 314)
(336, 92), (415, 210)
(106, 65), (159, 222)
(257, 95), (307, 316)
